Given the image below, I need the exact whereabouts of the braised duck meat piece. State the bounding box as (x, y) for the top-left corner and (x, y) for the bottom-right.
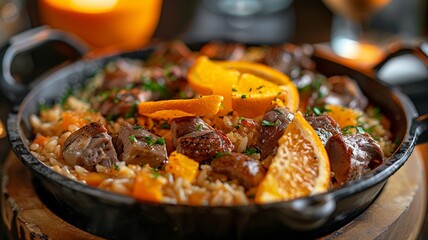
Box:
(62, 122), (118, 170)
(310, 76), (368, 111)
(171, 116), (234, 163)
(200, 42), (246, 60)
(115, 123), (168, 167)
(148, 40), (195, 69)
(325, 133), (384, 187)
(211, 153), (266, 189)
(102, 59), (142, 90)
(305, 114), (341, 145)
(254, 107), (294, 160)
(95, 88), (152, 118)
(261, 43), (316, 76)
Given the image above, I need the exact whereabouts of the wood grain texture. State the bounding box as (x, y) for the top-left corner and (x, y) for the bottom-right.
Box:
(1, 144), (427, 239)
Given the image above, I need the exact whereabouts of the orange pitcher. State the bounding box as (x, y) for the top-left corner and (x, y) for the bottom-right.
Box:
(38, 0), (162, 52)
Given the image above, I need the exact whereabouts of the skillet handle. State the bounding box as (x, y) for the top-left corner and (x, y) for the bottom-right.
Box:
(413, 114), (428, 144)
(0, 25), (89, 103)
(375, 41), (428, 70)
(276, 194), (336, 230)
(374, 41), (428, 83)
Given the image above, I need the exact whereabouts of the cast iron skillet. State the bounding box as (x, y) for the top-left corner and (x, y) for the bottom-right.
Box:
(3, 27), (428, 239)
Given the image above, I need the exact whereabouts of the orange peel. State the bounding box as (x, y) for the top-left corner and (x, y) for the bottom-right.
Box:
(138, 95), (224, 119)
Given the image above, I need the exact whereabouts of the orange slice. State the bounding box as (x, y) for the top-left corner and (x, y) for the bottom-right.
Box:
(218, 61), (299, 115)
(138, 95), (223, 119)
(187, 56), (299, 117)
(187, 56), (236, 112)
(255, 111), (330, 203)
(325, 104), (363, 128)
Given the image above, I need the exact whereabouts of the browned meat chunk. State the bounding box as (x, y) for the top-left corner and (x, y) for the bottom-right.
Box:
(254, 107), (294, 160)
(95, 88), (152, 118)
(325, 133), (384, 187)
(171, 117), (234, 163)
(305, 114), (341, 145)
(211, 153), (266, 189)
(310, 76), (368, 111)
(102, 59), (142, 90)
(261, 43), (316, 75)
(148, 41), (195, 68)
(62, 122), (118, 170)
(115, 123), (168, 167)
(200, 42), (246, 60)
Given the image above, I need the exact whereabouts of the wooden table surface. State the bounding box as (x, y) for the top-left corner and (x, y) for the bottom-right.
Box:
(1, 142), (427, 240)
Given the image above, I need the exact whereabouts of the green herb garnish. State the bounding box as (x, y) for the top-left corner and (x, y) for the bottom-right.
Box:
(129, 134), (136, 143)
(261, 119), (280, 127)
(114, 163), (120, 171)
(214, 151), (231, 159)
(144, 136), (165, 146)
(141, 77), (168, 98)
(133, 125), (143, 130)
(241, 94), (247, 99)
(243, 147), (259, 155)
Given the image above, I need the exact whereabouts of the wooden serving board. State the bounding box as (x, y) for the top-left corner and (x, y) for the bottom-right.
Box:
(2, 144), (427, 240)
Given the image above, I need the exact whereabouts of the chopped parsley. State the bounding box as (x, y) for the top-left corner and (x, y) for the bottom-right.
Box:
(129, 134), (136, 143)
(306, 106), (331, 116)
(132, 125), (143, 130)
(243, 147), (259, 155)
(196, 124), (203, 131)
(141, 77), (168, 98)
(124, 101), (139, 119)
(144, 136), (165, 146)
(273, 108), (284, 115)
(160, 123), (171, 129)
(151, 168), (160, 179)
(214, 151), (231, 159)
(341, 125), (366, 135)
(261, 119), (280, 127)
(114, 163), (120, 171)
(241, 94), (247, 99)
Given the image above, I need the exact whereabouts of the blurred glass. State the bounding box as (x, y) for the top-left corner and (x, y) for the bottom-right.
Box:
(203, 0), (293, 16)
(0, 0), (29, 47)
(323, 0), (425, 65)
(38, 0), (162, 52)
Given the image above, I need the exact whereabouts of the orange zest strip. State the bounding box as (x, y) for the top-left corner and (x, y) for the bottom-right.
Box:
(138, 95), (224, 119)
